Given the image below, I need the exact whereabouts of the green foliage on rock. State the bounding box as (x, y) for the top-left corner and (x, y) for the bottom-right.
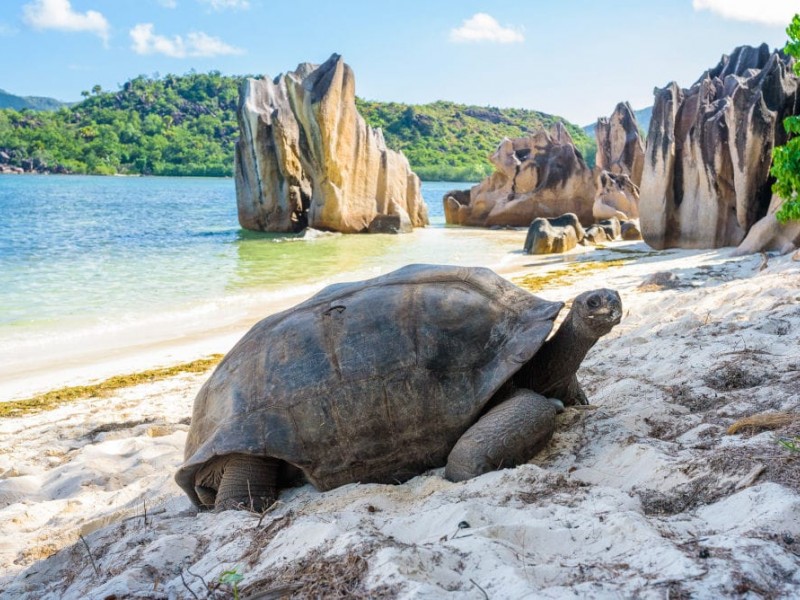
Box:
(356, 99), (596, 181)
(771, 14), (800, 223)
(0, 72), (595, 181)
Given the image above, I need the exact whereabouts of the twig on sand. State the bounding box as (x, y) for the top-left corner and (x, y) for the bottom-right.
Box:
(470, 578), (489, 599)
(759, 252), (769, 271)
(719, 348), (775, 357)
(185, 564), (212, 594)
(122, 508), (166, 523)
(256, 501), (285, 527)
(735, 464), (767, 490)
(676, 537), (710, 546)
(179, 569), (200, 600)
(79, 534), (100, 577)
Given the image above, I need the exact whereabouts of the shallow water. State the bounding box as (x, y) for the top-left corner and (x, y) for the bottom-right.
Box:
(0, 176), (533, 379)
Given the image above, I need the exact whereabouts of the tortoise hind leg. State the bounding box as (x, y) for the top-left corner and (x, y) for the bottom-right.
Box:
(216, 454), (280, 512)
(445, 390), (561, 482)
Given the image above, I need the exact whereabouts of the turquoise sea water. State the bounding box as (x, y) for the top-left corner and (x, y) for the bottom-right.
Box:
(0, 176), (533, 377)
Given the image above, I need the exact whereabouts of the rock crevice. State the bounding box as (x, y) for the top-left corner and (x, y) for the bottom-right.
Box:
(639, 44), (799, 250)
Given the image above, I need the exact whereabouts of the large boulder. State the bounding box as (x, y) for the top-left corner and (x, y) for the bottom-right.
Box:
(442, 188), (471, 225)
(593, 171), (640, 221)
(235, 54), (429, 233)
(639, 44), (799, 250)
(621, 219), (643, 241)
(734, 194), (800, 255)
(523, 213), (585, 254)
(595, 101), (645, 186)
(443, 124), (595, 227)
(597, 217), (622, 240)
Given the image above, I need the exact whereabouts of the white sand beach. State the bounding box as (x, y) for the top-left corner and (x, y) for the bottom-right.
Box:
(1, 242), (799, 599)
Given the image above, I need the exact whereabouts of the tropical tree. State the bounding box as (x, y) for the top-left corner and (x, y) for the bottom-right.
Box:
(770, 14), (800, 222)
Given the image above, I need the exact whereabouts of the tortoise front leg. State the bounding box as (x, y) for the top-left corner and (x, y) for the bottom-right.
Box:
(216, 454), (280, 512)
(445, 390), (561, 482)
(565, 374), (589, 406)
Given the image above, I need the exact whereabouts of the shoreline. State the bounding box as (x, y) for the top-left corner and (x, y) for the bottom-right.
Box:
(3, 243), (799, 598)
(0, 228), (599, 403)
(0, 289), (305, 403)
(0, 170), (484, 185)
(0, 239), (716, 404)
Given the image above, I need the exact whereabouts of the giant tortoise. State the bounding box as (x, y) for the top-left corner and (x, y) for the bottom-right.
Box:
(175, 264), (621, 511)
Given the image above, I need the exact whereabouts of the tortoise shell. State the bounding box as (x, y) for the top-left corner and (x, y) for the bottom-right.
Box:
(175, 264), (563, 505)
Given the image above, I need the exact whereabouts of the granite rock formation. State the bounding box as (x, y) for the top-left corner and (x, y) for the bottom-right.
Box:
(443, 124), (595, 227)
(734, 194), (800, 255)
(593, 171), (640, 221)
(621, 219), (643, 241)
(584, 225), (608, 244)
(585, 218), (623, 245)
(597, 217), (622, 240)
(235, 54), (429, 233)
(523, 213), (585, 254)
(639, 44), (799, 250)
(595, 101), (645, 187)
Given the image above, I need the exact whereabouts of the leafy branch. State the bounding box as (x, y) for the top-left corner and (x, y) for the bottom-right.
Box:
(771, 13), (800, 223)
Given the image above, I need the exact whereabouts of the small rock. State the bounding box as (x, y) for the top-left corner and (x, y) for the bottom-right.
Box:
(638, 271), (681, 291)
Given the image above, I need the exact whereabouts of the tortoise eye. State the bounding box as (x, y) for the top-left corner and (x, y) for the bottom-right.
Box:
(587, 295), (601, 309)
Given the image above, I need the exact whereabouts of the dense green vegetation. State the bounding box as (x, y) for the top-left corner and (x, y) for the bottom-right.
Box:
(0, 72), (594, 181)
(772, 14), (800, 223)
(0, 72), (241, 176)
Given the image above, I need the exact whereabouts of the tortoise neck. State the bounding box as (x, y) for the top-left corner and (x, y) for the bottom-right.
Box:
(516, 309), (597, 399)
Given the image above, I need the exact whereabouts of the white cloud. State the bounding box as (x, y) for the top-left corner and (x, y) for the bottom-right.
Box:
(449, 13), (524, 44)
(692, 0), (800, 27)
(158, 0), (178, 8)
(129, 23), (244, 57)
(198, 0), (250, 10)
(22, 0), (110, 43)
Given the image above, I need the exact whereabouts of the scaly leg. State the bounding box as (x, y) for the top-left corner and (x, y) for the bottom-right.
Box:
(445, 390), (561, 482)
(215, 454), (280, 512)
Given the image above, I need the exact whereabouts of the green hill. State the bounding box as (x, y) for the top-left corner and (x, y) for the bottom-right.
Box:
(356, 99), (596, 181)
(0, 89), (66, 111)
(0, 73), (240, 176)
(0, 72), (595, 180)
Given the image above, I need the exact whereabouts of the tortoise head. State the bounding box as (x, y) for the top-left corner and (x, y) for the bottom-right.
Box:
(571, 288), (622, 339)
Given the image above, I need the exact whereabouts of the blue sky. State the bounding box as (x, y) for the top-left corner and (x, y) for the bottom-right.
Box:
(0, 0), (797, 125)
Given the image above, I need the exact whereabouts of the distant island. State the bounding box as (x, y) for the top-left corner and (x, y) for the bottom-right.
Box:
(0, 88), (67, 112)
(0, 72), (594, 181)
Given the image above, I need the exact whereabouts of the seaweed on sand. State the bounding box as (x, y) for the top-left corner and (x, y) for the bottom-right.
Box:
(0, 354), (223, 418)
